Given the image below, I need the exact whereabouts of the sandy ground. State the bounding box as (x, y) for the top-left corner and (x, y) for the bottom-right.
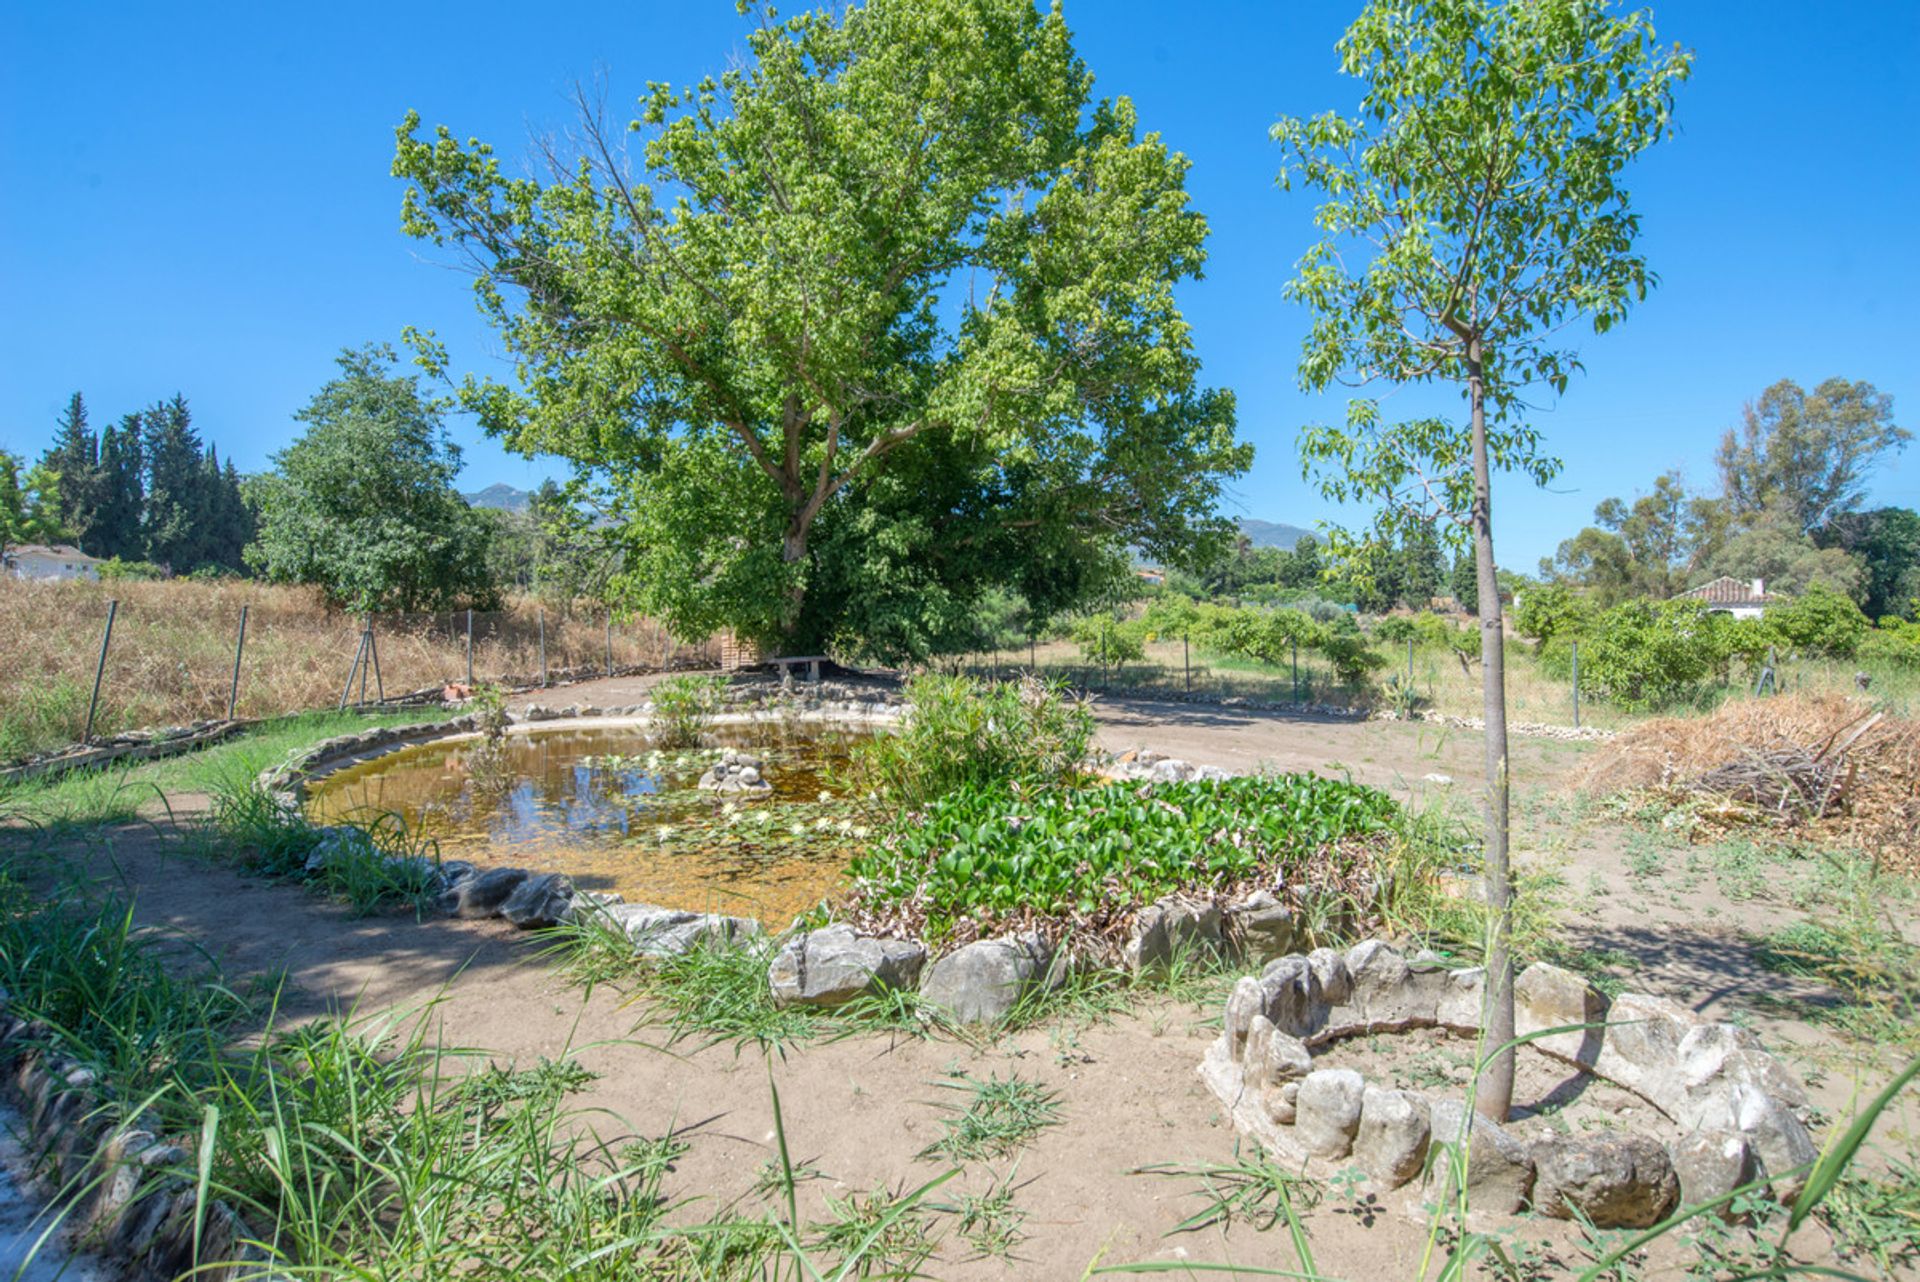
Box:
(6, 681), (1911, 1279)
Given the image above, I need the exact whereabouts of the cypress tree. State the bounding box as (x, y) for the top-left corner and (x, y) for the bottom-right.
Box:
(141, 394), (207, 571)
(92, 414), (147, 561)
(42, 392), (103, 549)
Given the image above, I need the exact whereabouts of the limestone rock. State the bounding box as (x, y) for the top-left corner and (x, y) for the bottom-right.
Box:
(1242, 1014), (1313, 1088)
(1515, 961), (1607, 1066)
(698, 748), (772, 794)
(1355, 1085), (1431, 1187)
(1436, 966), (1487, 1031)
(499, 872), (578, 929)
(1124, 895), (1223, 973)
(604, 903), (763, 957)
(1671, 1129), (1754, 1217)
(1294, 1068), (1366, 1159)
(1227, 891), (1297, 963)
(1427, 1100), (1536, 1215)
(767, 924), (927, 1007)
(440, 866), (530, 918)
(1593, 992), (1700, 1109)
(1734, 1084), (1818, 1201)
(1306, 948), (1352, 1005)
(919, 932), (1054, 1025)
(1531, 1133), (1679, 1228)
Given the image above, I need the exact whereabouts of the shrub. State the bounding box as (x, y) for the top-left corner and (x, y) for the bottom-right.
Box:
(1765, 583), (1870, 659)
(1860, 624), (1920, 671)
(1512, 581), (1594, 647)
(1069, 614), (1148, 670)
(649, 673), (728, 748)
(95, 556), (168, 581)
(848, 773), (1399, 936)
(1373, 615), (1418, 644)
(844, 673), (1092, 806)
(1582, 597), (1726, 711)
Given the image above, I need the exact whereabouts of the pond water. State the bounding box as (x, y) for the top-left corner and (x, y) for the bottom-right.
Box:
(304, 722), (880, 927)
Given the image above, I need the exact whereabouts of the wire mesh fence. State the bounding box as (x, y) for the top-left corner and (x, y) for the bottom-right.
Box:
(948, 633), (1920, 733)
(0, 578), (715, 762)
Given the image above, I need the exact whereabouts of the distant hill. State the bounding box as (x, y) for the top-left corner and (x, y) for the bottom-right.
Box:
(463, 483), (532, 512)
(1236, 518), (1314, 550)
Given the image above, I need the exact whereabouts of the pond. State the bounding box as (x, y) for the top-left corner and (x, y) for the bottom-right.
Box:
(304, 721), (881, 927)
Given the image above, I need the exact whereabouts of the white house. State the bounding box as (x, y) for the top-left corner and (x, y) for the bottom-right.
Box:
(1674, 575), (1773, 620)
(3, 543), (104, 582)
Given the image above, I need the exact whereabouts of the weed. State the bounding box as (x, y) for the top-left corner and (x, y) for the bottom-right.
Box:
(649, 673), (728, 748)
(1820, 1156), (1920, 1276)
(921, 1072), (1063, 1164)
(809, 1183), (942, 1277)
(1134, 1148), (1324, 1233)
(932, 1174), (1030, 1261)
(842, 672), (1093, 806)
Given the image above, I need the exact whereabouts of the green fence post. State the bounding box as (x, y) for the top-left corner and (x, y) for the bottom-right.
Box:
(83, 598), (118, 741)
(1571, 638), (1580, 728)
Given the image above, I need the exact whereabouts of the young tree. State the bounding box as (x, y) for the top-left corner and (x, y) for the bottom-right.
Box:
(246, 345), (495, 611)
(0, 450), (68, 556)
(1275, 0), (1689, 1120)
(392, 0), (1246, 657)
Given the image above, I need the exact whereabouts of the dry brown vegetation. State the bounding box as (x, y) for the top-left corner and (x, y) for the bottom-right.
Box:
(1578, 692), (1920, 873)
(0, 577), (709, 762)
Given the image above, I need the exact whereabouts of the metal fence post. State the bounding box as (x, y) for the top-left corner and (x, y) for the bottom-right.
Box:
(1406, 638), (1415, 687)
(1292, 637), (1300, 702)
(368, 616), (384, 702)
(465, 608), (474, 686)
(605, 614), (614, 676)
(338, 627), (367, 710)
(83, 598), (118, 742)
(538, 607), (548, 686)
(226, 604), (249, 719)
(1029, 634), (1036, 671)
(1184, 632), (1191, 693)
(1570, 638), (1580, 728)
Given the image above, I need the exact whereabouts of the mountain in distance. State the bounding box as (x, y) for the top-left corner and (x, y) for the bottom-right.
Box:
(463, 483), (533, 512)
(1236, 518), (1314, 550)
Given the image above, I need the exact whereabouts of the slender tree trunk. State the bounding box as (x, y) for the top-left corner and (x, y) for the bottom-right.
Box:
(779, 515), (811, 652)
(1467, 336), (1516, 1124)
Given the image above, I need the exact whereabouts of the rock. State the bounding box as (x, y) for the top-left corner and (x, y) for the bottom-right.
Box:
(1227, 891), (1297, 963)
(1436, 966), (1487, 1030)
(1336, 940), (1442, 1032)
(767, 925), (927, 1007)
(1671, 1129), (1754, 1217)
(1148, 758), (1194, 784)
(1123, 896), (1223, 973)
(1242, 1015), (1313, 1088)
(1306, 948), (1352, 1005)
(919, 932), (1054, 1024)
(604, 903), (762, 957)
(1355, 1085), (1431, 1187)
(302, 825), (377, 876)
(499, 872), (578, 929)
(1514, 962), (1607, 1066)
(440, 866), (530, 918)
(1252, 956), (1319, 1039)
(1294, 1068), (1366, 1159)
(1733, 1084), (1818, 1201)
(698, 750), (773, 794)
(1677, 1023), (1810, 1114)
(1426, 1101), (1536, 1215)
(1530, 1133), (1678, 1228)
(1593, 992), (1701, 1109)
(1264, 1080), (1300, 1125)
(1423, 772), (1455, 786)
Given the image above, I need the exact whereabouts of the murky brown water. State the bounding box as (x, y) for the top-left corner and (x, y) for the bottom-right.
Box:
(305, 723), (879, 926)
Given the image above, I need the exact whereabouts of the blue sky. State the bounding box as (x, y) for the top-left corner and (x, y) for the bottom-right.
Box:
(3, 1), (1915, 569)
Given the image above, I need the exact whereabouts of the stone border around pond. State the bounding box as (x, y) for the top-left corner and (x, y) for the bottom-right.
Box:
(1200, 939), (1818, 1228)
(0, 995), (287, 1282)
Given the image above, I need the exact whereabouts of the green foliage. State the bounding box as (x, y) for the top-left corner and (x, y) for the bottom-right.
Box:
(1820, 505), (1920, 622)
(1580, 597), (1740, 711)
(1069, 614), (1149, 670)
(921, 1073), (1063, 1163)
(1719, 378), (1910, 535)
(844, 674), (1092, 807)
(246, 344), (495, 612)
(1763, 582), (1869, 659)
(1859, 620), (1920, 671)
(849, 774), (1397, 935)
(0, 448), (67, 553)
(1513, 582), (1595, 647)
(648, 673), (728, 750)
(92, 555), (167, 580)
(394, 0), (1248, 657)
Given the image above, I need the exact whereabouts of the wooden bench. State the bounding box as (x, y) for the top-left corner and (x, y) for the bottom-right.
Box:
(767, 655), (829, 684)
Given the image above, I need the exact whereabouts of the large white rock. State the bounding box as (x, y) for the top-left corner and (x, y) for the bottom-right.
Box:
(767, 924), (927, 1007)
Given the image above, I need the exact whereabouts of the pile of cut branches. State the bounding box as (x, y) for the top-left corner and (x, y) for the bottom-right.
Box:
(1576, 694), (1920, 873)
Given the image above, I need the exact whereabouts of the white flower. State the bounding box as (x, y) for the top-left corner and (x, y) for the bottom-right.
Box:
(818, 790), (834, 803)
(656, 825), (674, 842)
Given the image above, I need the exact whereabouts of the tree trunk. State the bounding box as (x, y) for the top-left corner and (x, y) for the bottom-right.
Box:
(777, 515), (811, 653)
(1467, 336), (1516, 1124)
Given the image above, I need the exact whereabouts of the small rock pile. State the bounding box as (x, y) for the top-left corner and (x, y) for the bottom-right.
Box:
(1201, 940), (1816, 1227)
(697, 749), (772, 794)
(1098, 748), (1234, 785)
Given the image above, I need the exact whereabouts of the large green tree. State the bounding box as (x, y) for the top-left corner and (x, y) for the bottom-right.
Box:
(1546, 470), (1722, 604)
(392, 0), (1245, 658)
(1717, 378), (1908, 535)
(0, 451), (67, 557)
(246, 345), (495, 612)
(42, 393), (103, 549)
(1275, 0), (1688, 1120)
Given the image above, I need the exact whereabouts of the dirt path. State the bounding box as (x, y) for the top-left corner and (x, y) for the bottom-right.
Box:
(7, 690), (1904, 1277)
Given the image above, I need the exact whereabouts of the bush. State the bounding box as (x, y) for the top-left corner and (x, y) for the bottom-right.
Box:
(1860, 623), (1920, 671)
(1582, 598), (1727, 712)
(95, 556), (167, 581)
(1512, 581), (1594, 647)
(1765, 583), (1870, 659)
(1373, 615), (1418, 644)
(1069, 614), (1148, 670)
(848, 774), (1399, 937)
(649, 673), (728, 748)
(844, 673), (1092, 806)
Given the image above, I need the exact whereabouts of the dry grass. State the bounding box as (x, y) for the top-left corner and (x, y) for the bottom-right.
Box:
(0, 577), (712, 762)
(1576, 692), (1920, 874)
